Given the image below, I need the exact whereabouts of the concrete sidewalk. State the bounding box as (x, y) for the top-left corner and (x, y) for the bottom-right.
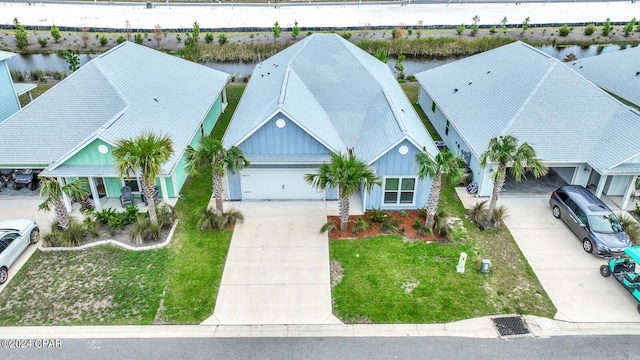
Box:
(1, 316), (640, 339)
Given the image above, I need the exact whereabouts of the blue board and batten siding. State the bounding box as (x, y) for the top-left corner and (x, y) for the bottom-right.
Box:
(0, 61), (20, 123)
(227, 113), (335, 200)
(366, 139), (431, 210)
(238, 114), (330, 155)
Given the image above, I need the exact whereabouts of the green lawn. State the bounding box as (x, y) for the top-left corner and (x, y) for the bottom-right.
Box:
(401, 83), (441, 141)
(331, 236), (491, 323)
(18, 83), (53, 106)
(0, 246), (171, 326)
(211, 84), (245, 140)
(330, 179), (556, 323)
(156, 163), (233, 324)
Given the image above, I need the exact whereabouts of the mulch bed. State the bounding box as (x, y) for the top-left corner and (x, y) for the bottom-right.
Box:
(327, 210), (444, 242)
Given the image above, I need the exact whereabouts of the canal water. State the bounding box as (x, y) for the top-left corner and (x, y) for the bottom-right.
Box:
(5, 44), (632, 77)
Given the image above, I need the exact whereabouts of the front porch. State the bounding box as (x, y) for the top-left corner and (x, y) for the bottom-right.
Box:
(69, 196), (179, 217)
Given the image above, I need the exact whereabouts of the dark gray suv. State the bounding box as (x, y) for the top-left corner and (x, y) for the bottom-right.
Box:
(549, 185), (631, 257)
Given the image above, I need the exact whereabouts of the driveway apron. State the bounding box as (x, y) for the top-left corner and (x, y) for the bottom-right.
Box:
(209, 201), (341, 325)
(501, 197), (640, 322)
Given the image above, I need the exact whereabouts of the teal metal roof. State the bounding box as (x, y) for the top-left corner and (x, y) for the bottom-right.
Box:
(0, 42), (229, 176)
(571, 46), (640, 107)
(223, 34), (438, 163)
(415, 41), (640, 174)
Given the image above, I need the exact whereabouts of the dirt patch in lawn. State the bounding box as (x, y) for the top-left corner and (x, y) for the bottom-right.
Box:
(326, 210), (444, 242)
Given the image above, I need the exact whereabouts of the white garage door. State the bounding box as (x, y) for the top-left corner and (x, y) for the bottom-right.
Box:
(241, 168), (324, 200)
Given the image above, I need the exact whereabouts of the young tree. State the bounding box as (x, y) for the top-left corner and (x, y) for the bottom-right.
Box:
(602, 18), (613, 36)
(272, 21), (281, 43)
(13, 18), (29, 50)
(217, 33), (228, 46)
(501, 16), (508, 35)
(61, 49), (80, 72)
(374, 49), (388, 63)
(416, 148), (465, 228)
(153, 24), (163, 46)
(204, 32), (214, 44)
(521, 17), (530, 37)
(305, 152), (380, 231)
(125, 20), (132, 41)
(394, 52), (405, 78)
(134, 33), (143, 45)
(456, 23), (465, 37)
(39, 177), (89, 230)
(624, 17), (637, 37)
(113, 132), (174, 225)
(37, 37), (48, 48)
(80, 26), (90, 48)
(360, 21), (371, 39)
(471, 15), (480, 36)
(50, 24), (61, 43)
(291, 20), (300, 39)
(186, 136), (249, 216)
(480, 135), (547, 217)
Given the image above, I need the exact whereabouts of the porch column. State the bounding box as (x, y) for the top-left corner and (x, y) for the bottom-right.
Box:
(595, 175), (608, 198)
(222, 86), (227, 105)
(621, 175), (638, 211)
(87, 177), (102, 212)
(160, 177), (169, 204)
(27, 91), (33, 102)
(58, 177), (72, 212)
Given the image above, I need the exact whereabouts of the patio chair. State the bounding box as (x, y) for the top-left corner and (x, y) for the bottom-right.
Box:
(119, 186), (134, 207)
(141, 185), (159, 206)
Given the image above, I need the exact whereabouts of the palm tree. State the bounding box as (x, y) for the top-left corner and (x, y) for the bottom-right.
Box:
(305, 152), (381, 231)
(416, 148), (465, 228)
(480, 135), (547, 217)
(39, 177), (88, 229)
(113, 132), (174, 225)
(185, 135), (249, 216)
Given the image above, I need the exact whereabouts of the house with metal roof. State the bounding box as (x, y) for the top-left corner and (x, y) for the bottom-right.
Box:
(0, 50), (35, 123)
(222, 34), (438, 210)
(415, 41), (640, 210)
(569, 45), (640, 108)
(0, 42), (230, 211)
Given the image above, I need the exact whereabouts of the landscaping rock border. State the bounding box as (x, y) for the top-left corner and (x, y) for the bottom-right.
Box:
(38, 220), (178, 252)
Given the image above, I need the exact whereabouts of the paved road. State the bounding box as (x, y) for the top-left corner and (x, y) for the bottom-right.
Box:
(1, 0), (636, 30)
(1, 335), (639, 360)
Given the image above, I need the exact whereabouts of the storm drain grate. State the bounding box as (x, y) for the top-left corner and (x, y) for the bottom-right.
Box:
(492, 316), (530, 337)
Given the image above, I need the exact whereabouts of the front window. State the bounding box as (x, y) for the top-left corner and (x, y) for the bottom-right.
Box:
(124, 178), (140, 193)
(588, 214), (624, 234)
(383, 177), (416, 205)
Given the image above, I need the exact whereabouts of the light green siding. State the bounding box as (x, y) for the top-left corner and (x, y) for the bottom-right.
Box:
(203, 95), (222, 135)
(105, 177), (123, 198)
(63, 139), (115, 166)
(164, 177), (175, 197)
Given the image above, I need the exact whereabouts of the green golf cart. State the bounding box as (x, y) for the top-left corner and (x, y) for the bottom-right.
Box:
(600, 246), (640, 313)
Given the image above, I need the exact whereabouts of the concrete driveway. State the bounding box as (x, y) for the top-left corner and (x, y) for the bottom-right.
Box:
(206, 201), (342, 325)
(501, 196), (640, 322)
(0, 198), (54, 292)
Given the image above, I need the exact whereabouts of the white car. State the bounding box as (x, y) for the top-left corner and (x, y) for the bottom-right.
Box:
(0, 219), (39, 284)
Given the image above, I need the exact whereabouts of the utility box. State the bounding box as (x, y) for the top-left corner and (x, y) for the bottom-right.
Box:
(480, 259), (491, 273)
(146, 1), (152, 8)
